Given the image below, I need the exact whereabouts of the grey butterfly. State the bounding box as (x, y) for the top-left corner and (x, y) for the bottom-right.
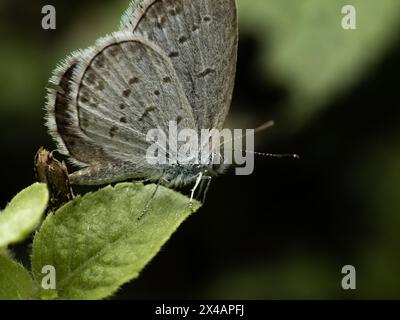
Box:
(45, 0), (238, 202)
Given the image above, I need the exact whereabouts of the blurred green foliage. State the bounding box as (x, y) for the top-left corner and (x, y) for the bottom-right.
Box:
(0, 250), (34, 300)
(0, 183), (48, 248)
(238, 0), (400, 128)
(0, 0), (128, 116)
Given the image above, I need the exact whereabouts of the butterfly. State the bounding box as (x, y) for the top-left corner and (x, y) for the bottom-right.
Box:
(45, 0), (238, 204)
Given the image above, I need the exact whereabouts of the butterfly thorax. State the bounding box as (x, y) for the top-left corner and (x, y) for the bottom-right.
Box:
(162, 162), (228, 188)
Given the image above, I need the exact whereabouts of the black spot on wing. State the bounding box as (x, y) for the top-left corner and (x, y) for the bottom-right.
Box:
(178, 35), (188, 44)
(139, 106), (156, 121)
(109, 126), (118, 138)
(198, 68), (216, 78)
(122, 89), (131, 98)
(94, 56), (105, 68)
(129, 77), (140, 85)
(192, 24), (199, 32)
(168, 51), (179, 58)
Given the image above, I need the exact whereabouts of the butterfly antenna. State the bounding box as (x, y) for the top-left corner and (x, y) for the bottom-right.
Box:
(219, 120), (275, 147)
(243, 149), (300, 159)
(254, 120), (275, 133)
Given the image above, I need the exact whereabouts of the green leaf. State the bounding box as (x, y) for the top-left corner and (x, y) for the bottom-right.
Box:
(0, 251), (34, 300)
(31, 183), (200, 300)
(238, 0), (400, 127)
(0, 183), (49, 248)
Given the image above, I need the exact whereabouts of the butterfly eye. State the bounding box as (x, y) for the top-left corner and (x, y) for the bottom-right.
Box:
(212, 163), (221, 172)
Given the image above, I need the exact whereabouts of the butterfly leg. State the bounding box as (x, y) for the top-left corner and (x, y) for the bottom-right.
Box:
(201, 176), (212, 204)
(194, 176), (212, 203)
(189, 172), (203, 211)
(195, 178), (206, 200)
(137, 180), (161, 220)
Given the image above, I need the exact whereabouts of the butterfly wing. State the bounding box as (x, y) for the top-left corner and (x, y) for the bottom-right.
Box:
(46, 32), (196, 184)
(121, 0), (238, 130)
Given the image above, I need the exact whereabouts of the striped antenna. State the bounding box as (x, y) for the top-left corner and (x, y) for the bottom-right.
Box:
(244, 150), (300, 159)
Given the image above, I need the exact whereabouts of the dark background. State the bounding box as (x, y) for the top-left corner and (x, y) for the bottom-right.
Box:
(1, 0), (400, 299)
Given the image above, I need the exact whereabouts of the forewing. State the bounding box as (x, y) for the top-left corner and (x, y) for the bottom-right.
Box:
(46, 32), (196, 167)
(121, 0), (238, 130)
